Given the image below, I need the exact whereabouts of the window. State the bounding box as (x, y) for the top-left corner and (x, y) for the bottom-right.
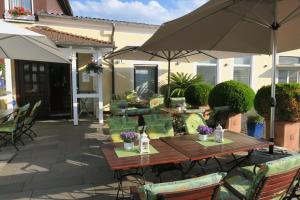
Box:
(134, 66), (158, 99)
(4, 0), (35, 21)
(278, 70), (300, 83)
(196, 59), (217, 85)
(279, 56), (300, 65)
(277, 56), (300, 83)
(233, 56), (251, 86)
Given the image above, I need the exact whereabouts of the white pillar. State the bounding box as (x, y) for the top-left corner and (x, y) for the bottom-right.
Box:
(4, 59), (13, 109)
(93, 51), (103, 124)
(71, 52), (78, 125)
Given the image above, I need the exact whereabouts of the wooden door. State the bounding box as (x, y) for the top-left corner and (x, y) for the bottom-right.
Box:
(16, 61), (50, 117)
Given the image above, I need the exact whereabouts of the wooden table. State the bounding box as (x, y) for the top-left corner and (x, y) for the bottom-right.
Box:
(161, 131), (271, 172)
(101, 139), (189, 199)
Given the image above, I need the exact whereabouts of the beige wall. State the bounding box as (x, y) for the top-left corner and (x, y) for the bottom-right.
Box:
(5, 16), (300, 112)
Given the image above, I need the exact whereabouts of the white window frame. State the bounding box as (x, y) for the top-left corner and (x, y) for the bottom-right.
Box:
(233, 56), (253, 87)
(4, 0), (35, 22)
(195, 59), (219, 85)
(276, 69), (300, 83)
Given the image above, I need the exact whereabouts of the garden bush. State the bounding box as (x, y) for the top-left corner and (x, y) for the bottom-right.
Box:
(208, 80), (255, 113)
(184, 83), (212, 107)
(254, 83), (300, 122)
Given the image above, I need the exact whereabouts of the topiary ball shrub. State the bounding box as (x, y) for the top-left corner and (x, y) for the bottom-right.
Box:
(184, 83), (212, 108)
(208, 80), (255, 113)
(254, 83), (300, 122)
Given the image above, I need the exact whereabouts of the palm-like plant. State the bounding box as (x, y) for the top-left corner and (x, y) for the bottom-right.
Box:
(169, 72), (203, 97)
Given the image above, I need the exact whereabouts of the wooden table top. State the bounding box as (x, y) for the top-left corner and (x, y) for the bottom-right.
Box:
(101, 139), (189, 171)
(161, 131), (271, 161)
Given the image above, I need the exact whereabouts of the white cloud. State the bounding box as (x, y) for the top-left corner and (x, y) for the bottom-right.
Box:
(70, 0), (208, 24)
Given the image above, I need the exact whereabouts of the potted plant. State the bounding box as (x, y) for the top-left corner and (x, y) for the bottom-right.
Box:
(184, 83), (212, 109)
(86, 62), (103, 75)
(5, 7), (35, 21)
(208, 80), (255, 133)
(247, 115), (264, 139)
(197, 125), (213, 141)
(120, 131), (138, 150)
(254, 83), (300, 151)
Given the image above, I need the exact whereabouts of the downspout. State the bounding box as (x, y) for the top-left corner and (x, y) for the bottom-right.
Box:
(110, 23), (116, 96)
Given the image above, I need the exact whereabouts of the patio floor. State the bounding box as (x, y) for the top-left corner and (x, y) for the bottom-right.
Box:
(0, 120), (294, 200)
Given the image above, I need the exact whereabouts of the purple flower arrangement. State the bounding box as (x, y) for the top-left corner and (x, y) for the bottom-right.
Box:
(197, 125), (213, 135)
(120, 131), (138, 143)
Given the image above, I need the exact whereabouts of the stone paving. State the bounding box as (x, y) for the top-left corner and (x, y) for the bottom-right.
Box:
(0, 120), (293, 200)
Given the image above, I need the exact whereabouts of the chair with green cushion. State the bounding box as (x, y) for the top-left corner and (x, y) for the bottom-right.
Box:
(149, 95), (165, 113)
(170, 97), (186, 108)
(131, 172), (226, 200)
(182, 113), (206, 134)
(144, 114), (174, 139)
(221, 154), (300, 200)
(23, 100), (42, 140)
(0, 103), (30, 151)
(107, 116), (138, 142)
(110, 100), (128, 116)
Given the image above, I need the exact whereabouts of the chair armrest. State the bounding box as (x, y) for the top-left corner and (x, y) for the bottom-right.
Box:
(130, 186), (141, 200)
(223, 180), (247, 200)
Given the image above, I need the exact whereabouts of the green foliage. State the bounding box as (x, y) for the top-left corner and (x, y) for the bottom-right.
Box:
(86, 62), (103, 74)
(254, 83), (300, 122)
(169, 72), (203, 97)
(184, 83), (212, 107)
(247, 115), (264, 124)
(208, 80), (255, 113)
(0, 63), (5, 78)
(159, 84), (169, 96)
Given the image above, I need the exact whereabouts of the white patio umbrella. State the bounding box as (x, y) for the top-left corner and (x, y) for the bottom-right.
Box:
(105, 46), (247, 99)
(142, 0), (300, 153)
(0, 21), (69, 63)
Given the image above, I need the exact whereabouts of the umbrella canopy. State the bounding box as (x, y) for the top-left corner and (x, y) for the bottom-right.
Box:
(141, 0), (300, 152)
(105, 46), (247, 98)
(0, 21), (69, 63)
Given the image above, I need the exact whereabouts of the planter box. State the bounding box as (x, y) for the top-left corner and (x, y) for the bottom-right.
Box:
(225, 113), (241, 133)
(4, 13), (35, 21)
(266, 121), (300, 151)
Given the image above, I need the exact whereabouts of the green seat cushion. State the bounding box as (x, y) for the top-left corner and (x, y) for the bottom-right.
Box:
(225, 175), (251, 197)
(144, 114), (172, 125)
(239, 165), (259, 180)
(125, 107), (139, 116)
(170, 97), (186, 108)
(0, 120), (16, 133)
(149, 96), (164, 110)
(147, 122), (174, 139)
(139, 172), (226, 200)
(218, 186), (239, 200)
(182, 113), (206, 134)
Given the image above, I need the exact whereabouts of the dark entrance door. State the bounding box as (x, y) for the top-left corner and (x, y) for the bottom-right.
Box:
(134, 65), (158, 99)
(15, 61), (71, 118)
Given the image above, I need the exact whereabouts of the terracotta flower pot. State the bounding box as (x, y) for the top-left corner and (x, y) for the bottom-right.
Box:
(265, 120), (300, 151)
(225, 113), (242, 133)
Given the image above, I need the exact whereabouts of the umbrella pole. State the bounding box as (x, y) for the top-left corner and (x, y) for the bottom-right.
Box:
(269, 27), (278, 154)
(167, 51), (171, 106)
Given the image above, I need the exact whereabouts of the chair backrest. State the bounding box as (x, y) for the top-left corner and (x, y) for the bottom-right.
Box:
(149, 95), (164, 110)
(15, 103), (30, 129)
(250, 154), (300, 199)
(29, 100), (42, 118)
(170, 97), (186, 108)
(132, 172), (226, 200)
(182, 113), (206, 134)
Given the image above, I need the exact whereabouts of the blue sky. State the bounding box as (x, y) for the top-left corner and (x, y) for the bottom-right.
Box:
(70, 0), (208, 24)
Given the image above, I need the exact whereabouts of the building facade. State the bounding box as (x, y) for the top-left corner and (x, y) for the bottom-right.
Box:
(1, 0), (300, 123)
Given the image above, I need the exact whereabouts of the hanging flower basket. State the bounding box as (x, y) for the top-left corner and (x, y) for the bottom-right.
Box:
(86, 62), (103, 75)
(5, 7), (35, 21)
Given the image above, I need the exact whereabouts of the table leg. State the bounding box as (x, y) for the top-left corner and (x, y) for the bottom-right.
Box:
(227, 150), (254, 172)
(152, 163), (185, 183)
(114, 168), (146, 200)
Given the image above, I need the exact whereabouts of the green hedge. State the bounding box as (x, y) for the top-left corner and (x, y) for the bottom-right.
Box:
(208, 80), (255, 113)
(184, 83), (212, 107)
(254, 83), (300, 122)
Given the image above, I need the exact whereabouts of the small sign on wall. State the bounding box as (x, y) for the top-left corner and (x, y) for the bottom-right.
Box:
(82, 72), (90, 82)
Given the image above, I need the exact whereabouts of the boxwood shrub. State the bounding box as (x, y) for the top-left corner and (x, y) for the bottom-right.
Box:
(208, 80), (255, 113)
(184, 83), (212, 107)
(254, 83), (300, 122)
